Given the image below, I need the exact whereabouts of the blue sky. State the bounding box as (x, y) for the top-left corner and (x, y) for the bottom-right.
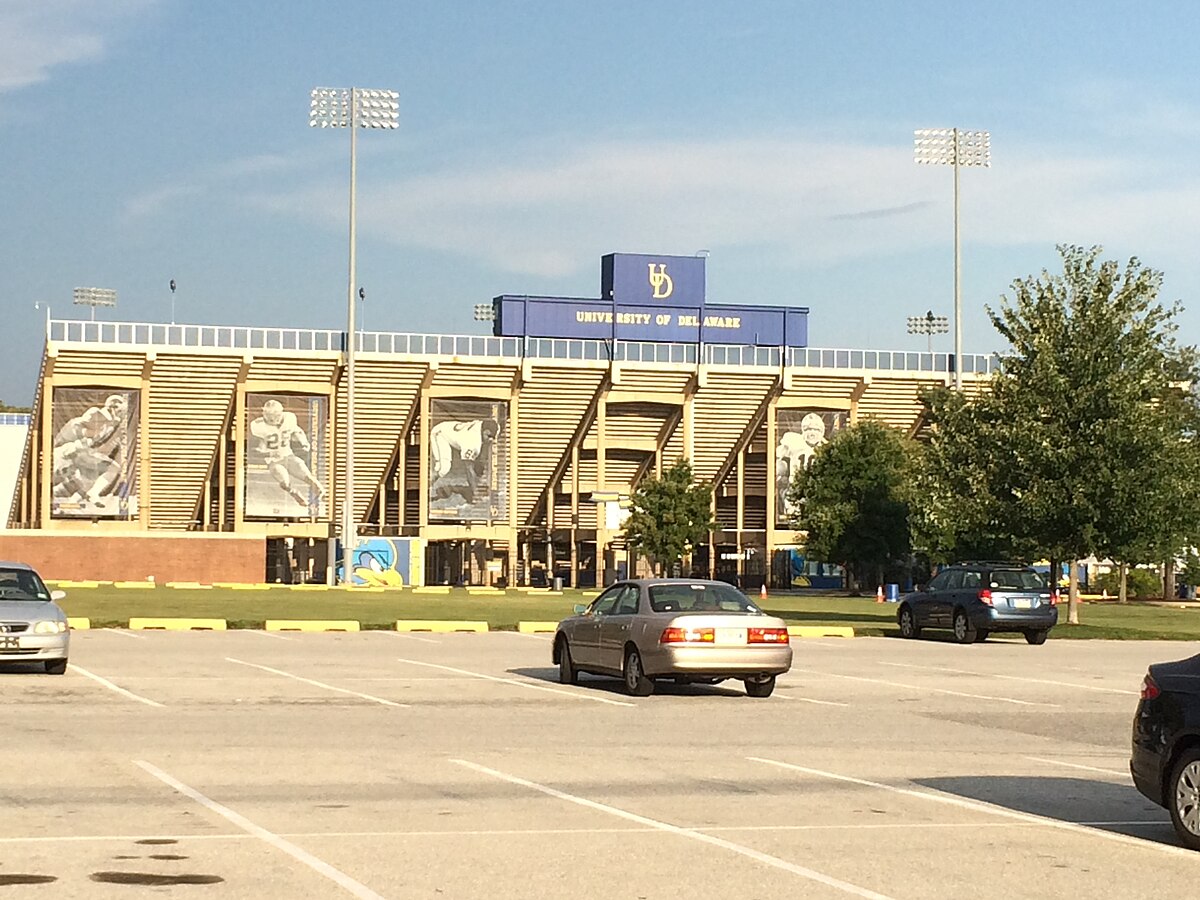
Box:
(3, 1), (1200, 404)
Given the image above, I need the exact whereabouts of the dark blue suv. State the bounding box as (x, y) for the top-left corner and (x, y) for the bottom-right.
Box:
(897, 562), (1059, 644)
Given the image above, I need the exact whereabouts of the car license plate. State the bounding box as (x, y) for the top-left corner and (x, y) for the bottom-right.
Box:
(716, 628), (746, 645)
(1013, 598), (1032, 609)
(0, 636), (19, 649)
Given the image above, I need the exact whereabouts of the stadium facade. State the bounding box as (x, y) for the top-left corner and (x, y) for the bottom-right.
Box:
(4, 253), (992, 587)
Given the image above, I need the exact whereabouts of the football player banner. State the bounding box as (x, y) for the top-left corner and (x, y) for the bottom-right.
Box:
(774, 409), (847, 526)
(50, 388), (140, 519)
(428, 399), (508, 522)
(244, 393), (328, 519)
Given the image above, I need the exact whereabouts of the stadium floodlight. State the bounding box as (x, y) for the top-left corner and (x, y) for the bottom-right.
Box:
(907, 310), (950, 353)
(914, 127), (991, 390)
(473, 303), (495, 322)
(72, 287), (117, 321)
(310, 87), (400, 584)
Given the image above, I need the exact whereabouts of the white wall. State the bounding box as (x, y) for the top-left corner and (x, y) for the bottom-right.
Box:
(0, 416), (30, 525)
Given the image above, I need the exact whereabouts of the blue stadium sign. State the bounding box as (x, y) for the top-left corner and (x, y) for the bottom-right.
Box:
(493, 253), (809, 347)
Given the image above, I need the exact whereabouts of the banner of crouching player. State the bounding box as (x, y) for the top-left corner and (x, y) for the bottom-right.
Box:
(244, 393), (328, 519)
(51, 388), (140, 518)
(428, 399), (508, 522)
(774, 409), (847, 526)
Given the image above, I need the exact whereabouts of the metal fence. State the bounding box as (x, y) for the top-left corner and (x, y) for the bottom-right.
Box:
(47, 319), (998, 375)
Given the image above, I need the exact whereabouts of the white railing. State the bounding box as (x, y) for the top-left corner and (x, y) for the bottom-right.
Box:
(47, 319), (998, 375)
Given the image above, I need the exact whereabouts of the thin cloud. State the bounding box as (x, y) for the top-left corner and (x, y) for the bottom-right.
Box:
(828, 202), (931, 221)
(0, 0), (155, 92)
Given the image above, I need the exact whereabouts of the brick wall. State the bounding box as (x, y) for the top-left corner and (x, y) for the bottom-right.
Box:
(0, 532), (265, 583)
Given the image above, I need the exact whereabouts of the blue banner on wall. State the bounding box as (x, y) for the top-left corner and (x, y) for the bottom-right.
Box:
(602, 253), (706, 307)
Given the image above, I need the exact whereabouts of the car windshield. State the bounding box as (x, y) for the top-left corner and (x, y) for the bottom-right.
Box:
(0, 568), (50, 601)
(990, 570), (1047, 591)
(648, 582), (759, 614)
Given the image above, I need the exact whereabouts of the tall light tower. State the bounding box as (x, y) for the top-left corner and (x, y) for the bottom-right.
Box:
(73, 287), (117, 321)
(907, 310), (949, 354)
(310, 87), (399, 584)
(914, 128), (990, 390)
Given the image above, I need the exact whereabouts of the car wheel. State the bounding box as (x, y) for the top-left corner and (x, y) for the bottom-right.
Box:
(1024, 629), (1049, 645)
(952, 609), (976, 644)
(898, 606), (921, 639)
(745, 674), (776, 698)
(557, 638), (577, 685)
(1169, 748), (1200, 851)
(623, 647), (654, 696)
(45, 659), (67, 675)
(974, 628), (990, 643)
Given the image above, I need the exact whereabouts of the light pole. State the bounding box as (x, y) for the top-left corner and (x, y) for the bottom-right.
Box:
(169, 279), (177, 324)
(914, 128), (990, 389)
(310, 87), (399, 584)
(73, 287), (117, 321)
(907, 310), (949, 354)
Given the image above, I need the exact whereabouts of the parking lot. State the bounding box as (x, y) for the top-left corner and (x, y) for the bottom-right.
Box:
(3, 630), (1196, 899)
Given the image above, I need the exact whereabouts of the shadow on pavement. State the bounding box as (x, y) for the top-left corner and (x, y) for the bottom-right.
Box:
(510, 667), (746, 698)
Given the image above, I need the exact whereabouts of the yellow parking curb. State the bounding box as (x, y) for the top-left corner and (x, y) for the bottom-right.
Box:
(67, 617), (90, 630)
(518, 621), (559, 633)
(787, 625), (855, 638)
(265, 620), (360, 632)
(230, 584), (271, 590)
(113, 581), (157, 589)
(288, 584), (330, 591)
(54, 580), (101, 588)
(165, 582), (213, 590)
(412, 586), (451, 594)
(466, 587), (505, 595)
(395, 620), (488, 633)
(129, 617), (227, 631)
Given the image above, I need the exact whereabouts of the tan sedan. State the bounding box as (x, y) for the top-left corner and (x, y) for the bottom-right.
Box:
(552, 578), (792, 697)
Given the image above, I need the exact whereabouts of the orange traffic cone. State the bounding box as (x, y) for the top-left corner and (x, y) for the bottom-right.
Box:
(760, 583), (768, 602)
(876, 585), (884, 603)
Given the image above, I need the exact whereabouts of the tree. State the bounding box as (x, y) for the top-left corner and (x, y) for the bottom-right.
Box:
(786, 419), (913, 593)
(918, 245), (1200, 622)
(623, 459), (715, 576)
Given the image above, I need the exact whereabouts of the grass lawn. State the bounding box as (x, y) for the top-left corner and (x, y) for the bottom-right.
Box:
(54, 585), (1200, 639)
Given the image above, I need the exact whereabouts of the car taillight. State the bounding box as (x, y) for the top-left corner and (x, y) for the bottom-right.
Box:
(1141, 674), (1160, 701)
(748, 627), (790, 644)
(977, 589), (993, 606)
(660, 627), (715, 644)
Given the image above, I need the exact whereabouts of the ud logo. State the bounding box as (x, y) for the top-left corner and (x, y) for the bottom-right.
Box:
(647, 263), (673, 299)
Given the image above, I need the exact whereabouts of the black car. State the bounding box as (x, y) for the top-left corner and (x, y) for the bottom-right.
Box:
(1131, 654), (1200, 850)
(896, 561), (1058, 644)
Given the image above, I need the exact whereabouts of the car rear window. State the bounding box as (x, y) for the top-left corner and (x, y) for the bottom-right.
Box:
(648, 583), (759, 614)
(989, 570), (1046, 591)
(0, 568), (50, 601)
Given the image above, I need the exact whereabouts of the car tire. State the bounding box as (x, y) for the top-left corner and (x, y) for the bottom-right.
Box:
(557, 638), (577, 685)
(1024, 629), (1049, 645)
(952, 609), (976, 644)
(974, 628), (990, 643)
(1169, 748), (1200, 851)
(898, 606), (921, 639)
(745, 675), (776, 698)
(45, 659), (67, 675)
(623, 647), (654, 697)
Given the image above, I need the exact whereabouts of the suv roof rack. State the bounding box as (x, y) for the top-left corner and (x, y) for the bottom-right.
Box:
(953, 560), (1030, 567)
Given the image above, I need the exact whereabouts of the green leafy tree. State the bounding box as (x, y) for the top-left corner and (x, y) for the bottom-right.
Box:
(623, 459), (715, 576)
(918, 245), (1200, 622)
(786, 419), (913, 593)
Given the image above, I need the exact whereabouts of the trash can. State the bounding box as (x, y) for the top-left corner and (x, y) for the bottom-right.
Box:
(552, 576), (563, 591)
(885, 583), (900, 602)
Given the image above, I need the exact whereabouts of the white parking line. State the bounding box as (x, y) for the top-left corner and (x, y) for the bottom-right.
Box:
(789, 668), (1059, 707)
(395, 658), (635, 707)
(879, 662), (1139, 695)
(775, 694), (850, 707)
(747, 756), (1194, 859)
(69, 664), (164, 708)
(452, 758), (896, 899)
(1024, 756), (1130, 777)
(239, 630), (294, 641)
(226, 658), (408, 707)
(370, 630), (440, 645)
(135, 760), (387, 900)
(102, 628), (145, 639)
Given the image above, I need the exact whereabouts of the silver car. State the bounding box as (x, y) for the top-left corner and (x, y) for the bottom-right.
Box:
(553, 578), (792, 697)
(0, 561), (70, 675)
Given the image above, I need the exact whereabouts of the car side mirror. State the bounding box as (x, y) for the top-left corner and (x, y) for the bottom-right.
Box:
(573, 604), (587, 614)
(51, 590), (67, 602)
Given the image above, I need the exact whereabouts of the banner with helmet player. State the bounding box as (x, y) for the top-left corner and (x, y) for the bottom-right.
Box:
(774, 408), (847, 526)
(244, 393), (328, 519)
(427, 399), (508, 522)
(50, 388), (140, 518)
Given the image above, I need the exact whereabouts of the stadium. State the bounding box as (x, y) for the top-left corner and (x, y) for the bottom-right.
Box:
(3, 252), (991, 589)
